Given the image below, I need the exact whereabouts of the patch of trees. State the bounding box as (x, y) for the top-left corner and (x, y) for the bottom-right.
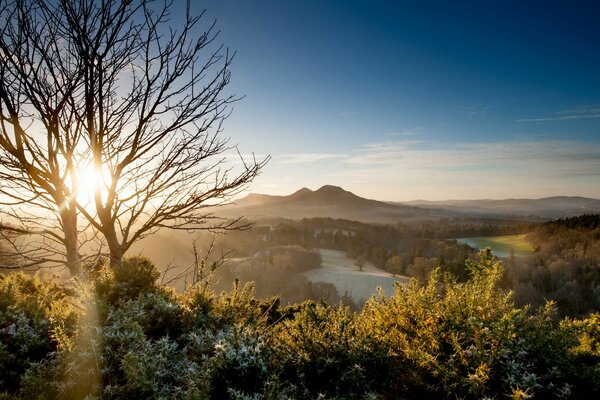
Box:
(503, 214), (600, 316)
(546, 214), (600, 231)
(418, 218), (535, 239)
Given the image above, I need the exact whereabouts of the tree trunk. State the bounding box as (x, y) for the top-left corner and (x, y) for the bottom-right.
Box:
(104, 227), (123, 269)
(61, 208), (81, 277)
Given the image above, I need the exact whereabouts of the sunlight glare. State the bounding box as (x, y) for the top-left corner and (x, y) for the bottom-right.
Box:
(76, 165), (107, 204)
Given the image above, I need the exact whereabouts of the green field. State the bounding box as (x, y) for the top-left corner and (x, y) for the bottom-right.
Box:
(456, 234), (534, 257)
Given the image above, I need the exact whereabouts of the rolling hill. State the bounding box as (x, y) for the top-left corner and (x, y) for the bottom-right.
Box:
(220, 185), (442, 223)
(400, 196), (600, 219)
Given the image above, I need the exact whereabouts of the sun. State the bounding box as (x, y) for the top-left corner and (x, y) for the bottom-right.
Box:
(75, 164), (107, 204)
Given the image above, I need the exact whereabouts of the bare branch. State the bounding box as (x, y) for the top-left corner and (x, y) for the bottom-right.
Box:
(0, 0), (267, 274)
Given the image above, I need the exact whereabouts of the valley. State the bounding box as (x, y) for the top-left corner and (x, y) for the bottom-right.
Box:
(128, 185), (600, 316)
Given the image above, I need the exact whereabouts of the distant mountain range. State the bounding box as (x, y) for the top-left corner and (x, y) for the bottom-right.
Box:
(400, 197), (600, 219)
(220, 185), (442, 223)
(221, 185), (600, 223)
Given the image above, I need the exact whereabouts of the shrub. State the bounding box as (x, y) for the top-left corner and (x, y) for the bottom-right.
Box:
(0, 273), (78, 396)
(184, 325), (271, 398)
(560, 313), (600, 397)
(91, 256), (161, 306)
(272, 301), (391, 398)
(3, 253), (600, 399)
(361, 249), (593, 398)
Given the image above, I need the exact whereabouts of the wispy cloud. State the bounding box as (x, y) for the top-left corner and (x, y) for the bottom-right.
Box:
(275, 140), (600, 175)
(385, 127), (425, 136)
(519, 114), (600, 122)
(341, 139), (600, 173)
(557, 105), (600, 115)
(331, 140), (600, 198)
(262, 139), (600, 200)
(278, 153), (348, 164)
(519, 105), (600, 122)
(461, 105), (490, 117)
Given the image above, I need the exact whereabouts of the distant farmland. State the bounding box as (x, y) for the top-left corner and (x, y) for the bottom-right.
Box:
(457, 234), (535, 257)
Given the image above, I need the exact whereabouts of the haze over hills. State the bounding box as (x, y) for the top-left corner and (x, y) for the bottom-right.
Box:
(133, 188), (600, 271)
(221, 185), (443, 223)
(400, 197), (600, 219)
(222, 185), (600, 223)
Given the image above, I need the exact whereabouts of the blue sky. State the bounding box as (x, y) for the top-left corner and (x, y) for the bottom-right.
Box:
(190, 0), (599, 200)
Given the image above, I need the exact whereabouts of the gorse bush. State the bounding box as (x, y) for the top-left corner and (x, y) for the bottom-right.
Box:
(20, 258), (277, 400)
(272, 301), (392, 398)
(1, 251), (599, 399)
(361, 249), (586, 398)
(0, 273), (79, 396)
(91, 256), (162, 306)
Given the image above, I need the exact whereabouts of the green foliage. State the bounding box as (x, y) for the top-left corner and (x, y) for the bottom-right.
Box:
(272, 301), (391, 398)
(185, 325), (271, 398)
(0, 273), (79, 396)
(511, 214), (600, 316)
(91, 256), (161, 306)
(361, 249), (593, 398)
(560, 313), (600, 395)
(3, 253), (600, 399)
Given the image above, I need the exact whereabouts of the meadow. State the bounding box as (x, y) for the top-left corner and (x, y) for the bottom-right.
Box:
(456, 234), (535, 257)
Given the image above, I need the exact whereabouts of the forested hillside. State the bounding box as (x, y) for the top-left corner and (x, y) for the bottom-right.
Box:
(504, 214), (600, 316)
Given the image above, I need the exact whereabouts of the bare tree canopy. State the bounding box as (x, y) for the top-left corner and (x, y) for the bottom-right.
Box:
(0, 0), (267, 276)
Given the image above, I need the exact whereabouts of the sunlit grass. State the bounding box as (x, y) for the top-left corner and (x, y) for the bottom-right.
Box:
(457, 234), (534, 257)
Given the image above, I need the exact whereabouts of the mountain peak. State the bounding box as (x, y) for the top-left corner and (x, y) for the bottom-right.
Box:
(220, 184), (430, 223)
(291, 187), (313, 196)
(315, 185), (348, 194)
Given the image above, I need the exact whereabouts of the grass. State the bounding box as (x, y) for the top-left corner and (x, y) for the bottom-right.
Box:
(457, 234), (534, 257)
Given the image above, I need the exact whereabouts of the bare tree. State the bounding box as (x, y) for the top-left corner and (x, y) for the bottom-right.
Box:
(0, 0), (266, 276)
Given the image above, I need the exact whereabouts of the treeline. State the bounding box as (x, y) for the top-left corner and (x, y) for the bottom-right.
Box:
(504, 214), (600, 316)
(418, 218), (535, 239)
(545, 213), (600, 231)
(1, 253), (598, 399)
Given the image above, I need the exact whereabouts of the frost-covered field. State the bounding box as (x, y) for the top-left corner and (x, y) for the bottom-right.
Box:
(303, 249), (409, 303)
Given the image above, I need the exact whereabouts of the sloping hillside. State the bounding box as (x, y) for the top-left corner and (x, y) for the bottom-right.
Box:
(401, 196), (600, 218)
(221, 185), (441, 223)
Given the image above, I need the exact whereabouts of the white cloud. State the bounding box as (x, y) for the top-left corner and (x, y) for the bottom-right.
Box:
(260, 139), (600, 200)
(519, 114), (600, 122)
(278, 153), (349, 164)
(461, 105), (490, 117)
(557, 105), (600, 115)
(341, 139), (600, 175)
(342, 140), (599, 198)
